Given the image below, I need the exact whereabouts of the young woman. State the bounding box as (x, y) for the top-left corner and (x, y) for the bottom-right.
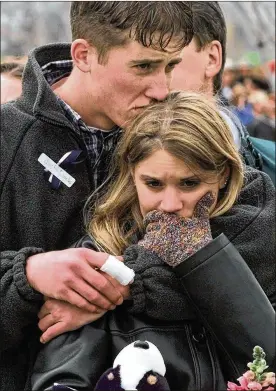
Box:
(32, 92), (275, 391)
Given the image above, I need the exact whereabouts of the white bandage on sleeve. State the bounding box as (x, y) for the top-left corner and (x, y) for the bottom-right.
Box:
(100, 255), (135, 286)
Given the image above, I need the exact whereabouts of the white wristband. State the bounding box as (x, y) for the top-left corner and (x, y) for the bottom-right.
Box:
(100, 255), (135, 286)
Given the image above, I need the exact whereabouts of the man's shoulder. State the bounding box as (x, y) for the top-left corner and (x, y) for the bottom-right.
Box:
(1, 99), (19, 115)
(1, 100), (38, 154)
(219, 108), (263, 171)
(1, 99), (35, 127)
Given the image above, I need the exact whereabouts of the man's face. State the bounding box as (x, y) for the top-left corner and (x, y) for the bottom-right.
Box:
(87, 39), (183, 129)
(170, 39), (215, 95)
(1, 74), (22, 104)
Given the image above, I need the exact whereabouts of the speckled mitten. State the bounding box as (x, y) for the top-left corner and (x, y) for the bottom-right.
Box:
(138, 193), (214, 267)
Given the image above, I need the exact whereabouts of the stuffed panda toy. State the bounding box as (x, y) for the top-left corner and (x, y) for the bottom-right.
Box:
(52, 340), (170, 391)
(94, 340), (170, 391)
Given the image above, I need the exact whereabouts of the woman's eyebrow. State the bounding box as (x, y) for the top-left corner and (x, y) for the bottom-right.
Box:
(140, 174), (199, 181)
(179, 176), (200, 181)
(140, 174), (161, 180)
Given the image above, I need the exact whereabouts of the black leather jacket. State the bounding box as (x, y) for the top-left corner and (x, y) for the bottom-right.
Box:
(32, 233), (275, 391)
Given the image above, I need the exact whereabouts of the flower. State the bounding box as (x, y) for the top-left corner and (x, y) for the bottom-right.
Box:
(238, 375), (250, 389)
(227, 381), (245, 390)
(247, 381), (262, 390)
(227, 347), (275, 391)
(262, 372), (276, 387)
(244, 371), (257, 381)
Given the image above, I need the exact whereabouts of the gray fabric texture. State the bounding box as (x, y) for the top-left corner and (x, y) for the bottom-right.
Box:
(0, 43), (115, 391)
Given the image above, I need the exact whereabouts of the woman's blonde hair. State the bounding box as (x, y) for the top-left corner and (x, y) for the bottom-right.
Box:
(87, 91), (244, 255)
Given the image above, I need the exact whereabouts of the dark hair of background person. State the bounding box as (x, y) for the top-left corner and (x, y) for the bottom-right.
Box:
(249, 76), (271, 93)
(0, 62), (24, 79)
(70, 1), (194, 63)
(191, 2), (227, 94)
(233, 75), (272, 93)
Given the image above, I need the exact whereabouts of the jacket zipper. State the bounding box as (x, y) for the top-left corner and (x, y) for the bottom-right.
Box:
(185, 324), (201, 390)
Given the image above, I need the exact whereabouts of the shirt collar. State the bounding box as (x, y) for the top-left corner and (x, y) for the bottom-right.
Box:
(41, 59), (120, 135)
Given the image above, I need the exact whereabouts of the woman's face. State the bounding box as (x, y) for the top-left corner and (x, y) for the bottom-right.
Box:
(133, 149), (227, 218)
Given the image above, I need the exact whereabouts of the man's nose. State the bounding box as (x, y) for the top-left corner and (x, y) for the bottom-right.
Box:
(160, 189), (183, 213)
(145, 74), (170, 102)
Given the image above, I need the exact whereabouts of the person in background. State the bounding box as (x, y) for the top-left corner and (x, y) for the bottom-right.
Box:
(247, 91), (275, 141)
(170, 2), (261, 170)
(249, 90), (271, 118)
(31, 92), (275, 391)
(170, 2), (226, 98)
(220, 66), (235, 105)
(1, 62), (24, 103)
(243, 75), (271, 96)
(229, 83), (254, 126)
(267, 93), (276, 122)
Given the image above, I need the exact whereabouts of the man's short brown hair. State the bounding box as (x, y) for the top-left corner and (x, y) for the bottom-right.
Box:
(70, 1), (194, 63)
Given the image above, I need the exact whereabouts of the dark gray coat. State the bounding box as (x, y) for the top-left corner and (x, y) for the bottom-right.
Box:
(0, 43), (99, 391)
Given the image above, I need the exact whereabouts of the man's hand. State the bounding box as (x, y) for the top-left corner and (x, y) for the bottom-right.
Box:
(38, 298), (106, 343)
(26, 248), (128, 312)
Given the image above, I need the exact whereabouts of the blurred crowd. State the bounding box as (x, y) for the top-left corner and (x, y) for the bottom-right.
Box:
(220, 60), (275, 141)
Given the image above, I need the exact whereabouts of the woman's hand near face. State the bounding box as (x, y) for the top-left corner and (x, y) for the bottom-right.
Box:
(138, 192), (215, 267)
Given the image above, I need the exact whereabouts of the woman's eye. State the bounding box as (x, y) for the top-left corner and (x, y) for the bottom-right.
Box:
(145, 180), (162, 188)
(180, 180), (201, 189)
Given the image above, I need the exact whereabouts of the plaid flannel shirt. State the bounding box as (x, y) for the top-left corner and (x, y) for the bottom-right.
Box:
(41, 60), (122, 190)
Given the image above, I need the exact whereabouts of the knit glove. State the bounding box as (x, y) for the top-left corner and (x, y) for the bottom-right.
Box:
(138, 192), (215, 267)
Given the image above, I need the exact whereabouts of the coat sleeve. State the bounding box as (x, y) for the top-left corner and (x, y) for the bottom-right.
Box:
(0, 248), (44, 351)
(31, 319), (111, 391)
(173, 233), (275, 376)
(124, 234), (275, 378)
(211, 168), (276, 310)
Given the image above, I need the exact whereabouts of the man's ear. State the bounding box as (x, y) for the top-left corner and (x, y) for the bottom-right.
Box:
(71, 39), (96, 72)
(205, 40), (222, 80)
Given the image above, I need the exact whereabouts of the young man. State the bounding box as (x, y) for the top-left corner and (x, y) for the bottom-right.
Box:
(0, 2), (194, 391)
(171, 2), (226, 96)
(171, 2), (262, 170)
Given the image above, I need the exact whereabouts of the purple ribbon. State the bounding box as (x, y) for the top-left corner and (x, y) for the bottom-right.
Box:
(43, 150), (84, 190)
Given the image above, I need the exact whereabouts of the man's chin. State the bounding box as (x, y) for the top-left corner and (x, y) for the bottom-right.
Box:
(119, 104), (153, 128)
